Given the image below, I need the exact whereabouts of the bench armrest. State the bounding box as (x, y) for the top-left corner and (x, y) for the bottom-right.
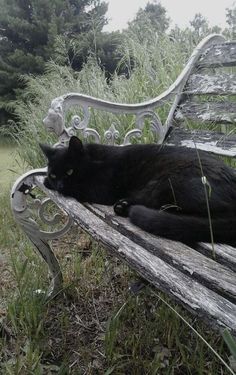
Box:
(11, 168), (73, 297)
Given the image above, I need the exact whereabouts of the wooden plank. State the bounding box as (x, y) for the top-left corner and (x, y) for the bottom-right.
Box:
(175, 100), (236, 125)
(197, 243), (236, 272)
(166, 127), (236, 157)
(35, 176), (236, 334)
(87, 204), (236, 302)
(184, 73), (236, 95)
(198, 42), (236, 68)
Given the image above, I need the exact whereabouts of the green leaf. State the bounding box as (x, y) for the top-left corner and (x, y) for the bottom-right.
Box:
(222, 329), (236, 359)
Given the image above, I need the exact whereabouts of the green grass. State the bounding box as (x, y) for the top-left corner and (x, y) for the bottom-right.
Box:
(0, 143), (23, 191)
(0, 178), (233, 374)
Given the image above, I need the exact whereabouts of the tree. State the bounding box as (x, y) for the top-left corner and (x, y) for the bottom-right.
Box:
(0, 0), (108, 127)
(189, 13), (209, 42)
(225, 4), (236, 39)
(128, 1), (170, 39)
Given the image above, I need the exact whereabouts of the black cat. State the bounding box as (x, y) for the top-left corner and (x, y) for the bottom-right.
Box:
(40, 136), (236, 245)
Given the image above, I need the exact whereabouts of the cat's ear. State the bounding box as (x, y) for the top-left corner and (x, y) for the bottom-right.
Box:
(68, 136), (84, 157)
(39, 143), (56, 160)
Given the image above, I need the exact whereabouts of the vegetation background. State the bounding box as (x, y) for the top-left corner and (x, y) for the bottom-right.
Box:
(0, 0), (236, 373)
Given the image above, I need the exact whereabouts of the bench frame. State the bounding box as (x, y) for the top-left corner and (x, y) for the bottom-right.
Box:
(11, 34), (236, 335)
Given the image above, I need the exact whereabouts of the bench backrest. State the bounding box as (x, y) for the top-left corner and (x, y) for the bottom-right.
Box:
(173, 41), (236, 126)
(43, 34), (236, 157)
(165, 37), (236, 157)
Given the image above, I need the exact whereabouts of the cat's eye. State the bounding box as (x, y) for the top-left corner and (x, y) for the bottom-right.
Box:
(66, 169), (74, 176)
(50, 173), (56, 179)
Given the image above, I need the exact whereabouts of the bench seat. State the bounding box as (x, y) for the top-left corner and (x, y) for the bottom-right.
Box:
(35, 175), (236, 334)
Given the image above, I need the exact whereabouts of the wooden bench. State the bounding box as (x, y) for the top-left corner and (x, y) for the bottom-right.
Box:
(11, 34), (236, 335)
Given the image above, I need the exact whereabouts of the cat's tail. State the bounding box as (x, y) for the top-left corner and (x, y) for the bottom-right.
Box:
(129, 205), (236, 245)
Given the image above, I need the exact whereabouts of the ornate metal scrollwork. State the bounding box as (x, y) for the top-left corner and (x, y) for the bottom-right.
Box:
(43, 100), (92, 146)
(37, 197), (73, 240)
(122, 129), (142, 145)
(68, 113), (101, 143)
(43, 96), (167, 147)
(83, 128), (101, 143)
(136, 110), (166, 144)
(11, 169), (73, 297)
(43, 98), (65, 137)
(104, 123), (120, 145)
(104, 124), (144, 146)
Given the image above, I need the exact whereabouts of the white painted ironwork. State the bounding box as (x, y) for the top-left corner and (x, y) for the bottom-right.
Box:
(104, 123), (120, 145)
(11, 169), (73, 297)
(123, 129), (142, 145)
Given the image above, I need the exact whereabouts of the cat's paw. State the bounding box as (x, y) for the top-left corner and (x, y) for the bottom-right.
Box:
(114, 199), (130, 217)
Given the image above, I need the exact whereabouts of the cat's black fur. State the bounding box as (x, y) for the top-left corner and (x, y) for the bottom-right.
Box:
(40, 136), (236, 245)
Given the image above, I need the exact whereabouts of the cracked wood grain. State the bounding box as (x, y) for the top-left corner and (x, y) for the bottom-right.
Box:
(184, 73), (236, 95)
(198, 42), (236, 68)
(166, 128), (236, 157)
(175, 100), (236, 125)
(197, 243), (236, 272)
(86, 204), (236, 302)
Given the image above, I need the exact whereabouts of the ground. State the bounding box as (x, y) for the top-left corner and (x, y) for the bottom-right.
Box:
(0, 224), (230, 374)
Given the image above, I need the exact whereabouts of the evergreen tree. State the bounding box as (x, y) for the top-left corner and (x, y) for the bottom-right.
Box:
(63, 14), (122, 74)
(0, 0), (107, 127)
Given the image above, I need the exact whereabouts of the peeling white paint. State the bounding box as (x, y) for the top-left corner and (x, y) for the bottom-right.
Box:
(111, 219), (119, 226)
(186, 73), (236, 95)
(180, 139), (236, 156)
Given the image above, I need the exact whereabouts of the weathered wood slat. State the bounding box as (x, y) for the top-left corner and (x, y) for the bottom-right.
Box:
(184, 73), (236, 95)
(197, 243), (236, 272)
(166, 127), (236, 157)
(198, 42), (236, 68)
(175, 100), (236, 125)
(35, 176), (236, 334)
(86, 204), (236, 302)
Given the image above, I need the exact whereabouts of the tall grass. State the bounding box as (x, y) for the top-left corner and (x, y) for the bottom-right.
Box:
(11, 31), (186, 168)
(1, 25), (234, 374)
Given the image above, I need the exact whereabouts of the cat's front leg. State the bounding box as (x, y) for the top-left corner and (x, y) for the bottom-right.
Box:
(114, 199), (131, 217)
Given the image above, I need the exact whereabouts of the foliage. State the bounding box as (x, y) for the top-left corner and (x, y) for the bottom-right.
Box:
(10, 25), (188, 169)
(169, 4), (236, 47)
(225, 4), (236, 39)
(0, 0), (108, 127)
(67, 30), (123, 76)
(190, 13), (210, 40)
(127, 1), (170, 42)
(170, 14), (222, 48)
(222, 330), (236, 372)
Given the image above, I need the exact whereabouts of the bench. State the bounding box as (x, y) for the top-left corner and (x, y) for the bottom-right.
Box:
(11, 34), (236, 335)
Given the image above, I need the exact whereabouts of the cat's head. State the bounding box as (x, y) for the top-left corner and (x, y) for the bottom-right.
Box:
(40, 136), (84, 193)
